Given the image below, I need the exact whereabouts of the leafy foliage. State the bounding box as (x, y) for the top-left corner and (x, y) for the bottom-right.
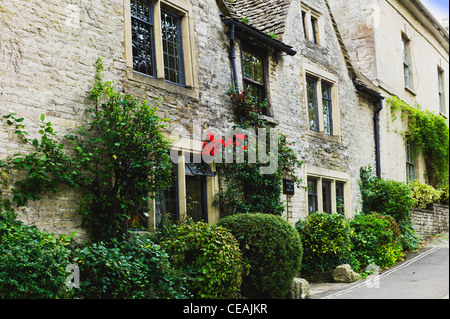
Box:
(359, 166), (419, 251)
(0, 218), (75, 299)
(156, 219), (244, 299)
(359, 166), (415, 225)
(409, 179), (443, 209)
(212, 89), (303, 217)
(1, 58), (173, 240)
(295, 212), (352, 274)
(218, 213), (303, 299)
(388, 96), (449, 187)
(72, 235), (190, 299)
(350, 213), (404, 271)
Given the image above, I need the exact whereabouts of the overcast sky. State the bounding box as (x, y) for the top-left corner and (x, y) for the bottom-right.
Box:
(421, 0), (449, 24)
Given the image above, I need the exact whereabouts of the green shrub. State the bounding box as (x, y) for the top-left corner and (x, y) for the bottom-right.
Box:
(350, 213), (404, 271)
(218, 213), (303, 299)
(397, 221), (420, 252)
(409, 180), (443, 209)
(359, 167), (415, 224)
(438, 185), (449, 205)
(295, 212), (352, 274)
(157, 219), (244, 299)
(359, 167), (419, 251)
(0, 219), (74, 299)
(72, 234), (190, 299)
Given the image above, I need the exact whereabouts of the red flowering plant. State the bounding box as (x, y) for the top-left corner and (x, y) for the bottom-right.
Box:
(227, 89), (267, 128)
(201, 129), (303, 216)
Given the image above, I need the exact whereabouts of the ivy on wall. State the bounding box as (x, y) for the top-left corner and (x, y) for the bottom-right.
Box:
(0, 59), (173, 241)
(387, 96), (449, 187)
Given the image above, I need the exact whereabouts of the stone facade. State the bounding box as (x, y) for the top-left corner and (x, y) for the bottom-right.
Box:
(412, 204), (449, 238)
(328, 0), (449, 184)
(1, 0), (429, 240)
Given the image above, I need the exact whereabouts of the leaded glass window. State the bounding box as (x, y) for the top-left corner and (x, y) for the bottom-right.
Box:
(306, 77), (319, 131)
(322, 82), (333, 135)
(161, 10), (184, 85)
(131, 0), (156, 77)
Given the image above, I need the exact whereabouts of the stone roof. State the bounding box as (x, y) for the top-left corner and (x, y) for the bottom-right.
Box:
(222, 0), (291, 37)
(218, 0), (381, 96)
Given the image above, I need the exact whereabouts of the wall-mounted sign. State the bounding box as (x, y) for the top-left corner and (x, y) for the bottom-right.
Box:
(283, 179), (295, 195)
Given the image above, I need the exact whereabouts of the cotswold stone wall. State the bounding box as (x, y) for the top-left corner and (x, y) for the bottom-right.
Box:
(412, 204), (449, 238)
(0, 0), (235, 241)
(1, 0), (377, 239)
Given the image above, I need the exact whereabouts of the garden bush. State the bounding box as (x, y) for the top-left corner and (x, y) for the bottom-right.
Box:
(157, 219), (244, 299)
(350, 213), (404, 271)
(359, 167), (419, 251)
(359, 167), (415, 224)
(218, 213), (303, 299)
(72, 234), (190, 299)
(295, 212), (352, 275)
(409, 180), (443, 209)
(438, 185), (449, 205)
(0, 218), (74, 299)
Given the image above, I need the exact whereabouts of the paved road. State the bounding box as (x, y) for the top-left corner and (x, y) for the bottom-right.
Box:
(314, 234), (449, 299)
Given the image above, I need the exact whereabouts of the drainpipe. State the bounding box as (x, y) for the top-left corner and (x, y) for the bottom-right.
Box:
(356, 85), (384, 179)
(228, 23), (243, 124)
(373, 98), (384, 179)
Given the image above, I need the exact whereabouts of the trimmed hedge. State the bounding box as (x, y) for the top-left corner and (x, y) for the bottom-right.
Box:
(157, 219), (244, 299)
(218, 213), (303, 299)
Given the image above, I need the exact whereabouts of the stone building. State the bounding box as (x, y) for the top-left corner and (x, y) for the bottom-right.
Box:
(0, 0), (409, 240)
(328, 0), (449, 184)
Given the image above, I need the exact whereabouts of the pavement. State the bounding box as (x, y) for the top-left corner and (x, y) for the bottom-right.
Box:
(309, 232), (449, 299)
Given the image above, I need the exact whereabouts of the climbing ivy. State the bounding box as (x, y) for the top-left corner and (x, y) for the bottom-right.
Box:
(0, 59), (173, 241)
(213, 89), (303, 216)
(387, 96), (449, 187)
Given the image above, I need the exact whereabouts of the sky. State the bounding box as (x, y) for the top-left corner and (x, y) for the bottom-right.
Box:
(421, 0), (449, 25)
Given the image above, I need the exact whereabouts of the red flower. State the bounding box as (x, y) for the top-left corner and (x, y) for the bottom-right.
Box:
(236, 134), (246, 140)
(207, 133), (215, 142)
(241, 146), (247, 150)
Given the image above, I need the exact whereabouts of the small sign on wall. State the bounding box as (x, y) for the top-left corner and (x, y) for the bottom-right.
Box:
(283, 179), (295, 195)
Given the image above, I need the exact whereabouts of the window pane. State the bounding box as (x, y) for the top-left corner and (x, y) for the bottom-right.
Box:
(306, 77), (319, 131)
(403, 37), (412, 88)
(155, 166), (178, 227)
(322, 180), (331, 214)
(336, 182), (345, 215)
(322, 82), (332, 135)
(438, 70), (444, 113)
(131, 0), (155, 77)
(307, 178), (318, 213)
(186, 175), (206, 222)
(301, 11), (307, 39)
(311, 16), (318, 44)
(161, 10), (184, 85)
(242, 51), (264, 84)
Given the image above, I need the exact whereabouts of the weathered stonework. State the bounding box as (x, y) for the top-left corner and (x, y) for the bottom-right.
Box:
(1, 0), (380, 239)
(412, 204), (449, 238)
